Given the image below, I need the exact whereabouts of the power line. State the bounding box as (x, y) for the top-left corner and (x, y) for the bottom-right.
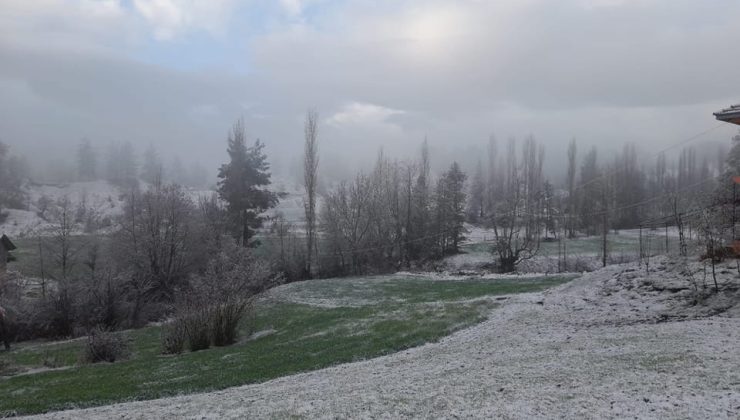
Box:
(269, 123), (732, 227)
(581, 174), (716, 218)
(570, 122), (729, 194)
(264, 223), (465, 259)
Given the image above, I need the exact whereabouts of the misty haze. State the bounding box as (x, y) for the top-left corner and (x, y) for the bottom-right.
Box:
(1, 1), (740, 419)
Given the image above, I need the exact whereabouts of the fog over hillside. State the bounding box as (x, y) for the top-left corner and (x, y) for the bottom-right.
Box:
(1, 0), (739, 183)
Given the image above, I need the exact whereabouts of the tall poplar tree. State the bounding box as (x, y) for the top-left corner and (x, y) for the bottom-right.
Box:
(303, 110), (319, 277)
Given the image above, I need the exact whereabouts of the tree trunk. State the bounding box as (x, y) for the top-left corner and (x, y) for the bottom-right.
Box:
(500, 256), (517, 273)
(242, 210), (250, 247)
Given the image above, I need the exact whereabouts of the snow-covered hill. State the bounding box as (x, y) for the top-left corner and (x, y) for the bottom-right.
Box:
(0, 179), (302, 238)
(0, 181), (124, 237)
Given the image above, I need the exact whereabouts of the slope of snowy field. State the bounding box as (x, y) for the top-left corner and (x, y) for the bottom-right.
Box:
(0, 181), (221, 238)
(33, 256), (740, 419)
(0, 181), (124, 237)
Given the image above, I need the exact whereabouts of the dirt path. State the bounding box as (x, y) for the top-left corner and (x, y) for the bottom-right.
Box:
(32, 259), (740, 419)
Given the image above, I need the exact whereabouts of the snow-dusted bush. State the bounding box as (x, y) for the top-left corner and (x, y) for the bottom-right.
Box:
(76, 270), (127, 331)
(81, 327), (130, 363)
(34, 288), (76, 339)
(36, 195), (53, 219)
(161, 318), (186, 355)
(182, 306), (211, 352)
(167, 239), (281, 351)
(211, 300), (253, 347)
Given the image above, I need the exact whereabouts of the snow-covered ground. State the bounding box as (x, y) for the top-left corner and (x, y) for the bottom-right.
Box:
(0, 181), (219, 238)
(1, 181), (124, 237)
(32, 255), (740, 419)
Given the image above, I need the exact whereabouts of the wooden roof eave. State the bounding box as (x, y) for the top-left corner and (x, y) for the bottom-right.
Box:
(1, 235), (17, 251)
(714, 105), (740, 126)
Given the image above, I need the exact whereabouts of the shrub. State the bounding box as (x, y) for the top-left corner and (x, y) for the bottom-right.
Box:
(161, 318), (186, 355)
(81, 328), (129, 363)
(0, 358), (20, 376)
(33, 290), (76, 339)
(182, 307), (211, 352)
(169, 239), (281, 352)
(77, 272), (127, 331)
(211, 299), (252, 347)
(42, 351), (63, 368)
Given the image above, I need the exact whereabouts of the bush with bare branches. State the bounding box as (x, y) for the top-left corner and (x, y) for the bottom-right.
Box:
(161, 318), (186, 355)
(81, 327), (130, 363)
(166, 239), (280, 351)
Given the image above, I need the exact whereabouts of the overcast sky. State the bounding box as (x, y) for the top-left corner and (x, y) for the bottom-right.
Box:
(1, 0), (739, 180)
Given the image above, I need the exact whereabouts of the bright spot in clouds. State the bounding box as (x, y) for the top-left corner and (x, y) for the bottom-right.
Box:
(406, 8), (459, 44)
(326, 102), (406, 128)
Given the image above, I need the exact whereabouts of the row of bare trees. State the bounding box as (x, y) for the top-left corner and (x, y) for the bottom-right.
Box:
(0, 141), (28, 219)
(461, 132), (730, 271)
(302, 133), (468, 276)
(293, 116), (730, 274)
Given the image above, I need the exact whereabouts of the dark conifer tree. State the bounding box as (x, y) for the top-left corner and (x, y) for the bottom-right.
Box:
(434, 161), (467, 254)
(217, 119), (279, 247)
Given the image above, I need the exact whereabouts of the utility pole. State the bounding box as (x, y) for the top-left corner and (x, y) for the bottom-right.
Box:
(601, 179), (609, 268)
(733, 180), (737, 239)
(557, 233), (562, 273)
(601, 212), (609, 267)
(665, 222), (669, 253)
(645, 229), (651, 274)
(639, 224), (643, 266)
(602, 210), (608, 267)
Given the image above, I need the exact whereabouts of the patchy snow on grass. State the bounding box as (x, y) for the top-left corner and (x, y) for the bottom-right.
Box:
(395, 270), (568, 281)
(262, 275), (392, 308)
(32, 255), (740, 419)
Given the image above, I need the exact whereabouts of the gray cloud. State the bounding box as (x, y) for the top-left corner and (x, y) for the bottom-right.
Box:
(1, 0), (738, 181)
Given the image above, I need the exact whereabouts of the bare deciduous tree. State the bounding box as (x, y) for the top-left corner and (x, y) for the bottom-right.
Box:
(321, 174), (375, 274)
(46, 196), (80, 282)
(467, 159), (485, 223)
(566, 138), (577, 238)
(116, 182), (197, 324)
(490, 139), (540, 272)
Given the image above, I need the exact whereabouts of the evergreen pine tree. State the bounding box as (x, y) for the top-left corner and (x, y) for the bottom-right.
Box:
(217, 119), (279, 247)
(444, 162), (468, 252)
(434, 162), (467, 254)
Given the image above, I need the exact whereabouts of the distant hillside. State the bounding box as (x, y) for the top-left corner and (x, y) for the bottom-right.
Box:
(0, 179), (303, 238)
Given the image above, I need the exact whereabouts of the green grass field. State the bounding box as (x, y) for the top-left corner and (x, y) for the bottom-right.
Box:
(0, 274), (574, 416)
(461, 231), (688, 258)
